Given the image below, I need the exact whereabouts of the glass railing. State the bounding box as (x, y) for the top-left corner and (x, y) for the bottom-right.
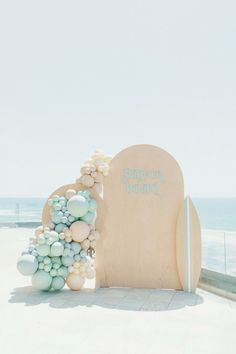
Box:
(202, 229), (236, 276)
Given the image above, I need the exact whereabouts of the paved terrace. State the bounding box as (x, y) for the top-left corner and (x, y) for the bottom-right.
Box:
(1, 228), (236, 354)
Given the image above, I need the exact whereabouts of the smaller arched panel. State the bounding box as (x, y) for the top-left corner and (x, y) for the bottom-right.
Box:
(42, 183), (102, 226)
(176, 196), (201, 292)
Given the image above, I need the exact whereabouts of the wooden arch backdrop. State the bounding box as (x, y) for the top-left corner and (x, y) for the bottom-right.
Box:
(42, 144), (201, 291)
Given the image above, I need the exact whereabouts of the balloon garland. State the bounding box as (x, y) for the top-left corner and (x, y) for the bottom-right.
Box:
(17, 150), (112, 291)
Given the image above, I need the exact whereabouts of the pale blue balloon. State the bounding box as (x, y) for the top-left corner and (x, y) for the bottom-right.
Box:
(17, 255), (38, 276)
(53, 262), (60, 270)
(43, 256), (51, 265)
(54, 203), (62, 211)
(59, 196), (66, 202)
(57, 266), (68, 278)
(68, 215), (75, 222)
(89, 199), (98, 212)
(39, 262), (44, 270)
(21, 250), (30, 256)
(50, 242), (64, 257)
(51, 256), (61, 265)
(37, 256), (44, 262)
(79, 190), (90, 199)
(61, 216), (68, 224)
(63, 249), (70, 257)
(81, 211), (95, 224)
(55, 223), (66, 233)
(36, 244), (50, 257)
(51, 276), (65, 290)
(67, 195), (89, 218)
(48, 221), (55, 230)
(74, 254), (81, 262)
(68, 250), (74, 258)
(71, 242), (81, 254)
(32, 270), (52, 291)
(80, 250), (87, 258)
(51, 214), (61, 224)
(61, 255), (74, 267)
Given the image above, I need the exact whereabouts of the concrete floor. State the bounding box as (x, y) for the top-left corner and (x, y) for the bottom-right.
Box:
(1, 228), (236, 354)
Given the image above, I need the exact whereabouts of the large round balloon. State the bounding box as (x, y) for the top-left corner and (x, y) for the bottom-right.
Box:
(36, 243), (50, 256)
(70, 221), (90, 242)
(32, 270), (52, 291)
(17, 255), (38, 276)
(50, 242), (64, 257)
(51, 276), (65, 290)
(67, 195), (89, 217)
(66, 273), (85, 290)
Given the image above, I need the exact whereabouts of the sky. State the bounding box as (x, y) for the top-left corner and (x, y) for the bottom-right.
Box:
(0, 0), (236, 198)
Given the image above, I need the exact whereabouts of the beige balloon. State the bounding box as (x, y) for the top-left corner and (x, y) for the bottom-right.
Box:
(66, 273), (85, 290)
(70, 221), (90, 242)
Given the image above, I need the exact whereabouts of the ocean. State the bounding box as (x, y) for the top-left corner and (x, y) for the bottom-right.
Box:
(0, 197), (235, 231)
(0, 198), (45, 224)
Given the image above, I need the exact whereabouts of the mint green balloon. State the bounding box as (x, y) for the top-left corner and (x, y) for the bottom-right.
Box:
(51, 256), (61, 265)
(32, 270), (52, 291)
(61, 255), (74, 267)
(50, 242), (64, 257)
(71, 242), (81, 254)
(39, 262), (44, 270)
(81, 211), (95, 224)
(43, 256), (51, 265)
(50, 269), (57, 277)
(17, 255), (38, 276)
(67, 195), (89, 217)
(36, 243), (50, 256)
(89, 199), (98, 212)
(44, 264), (52, 272)
(57, 266), (68, 278)
(51, 276), (65, 290)
(53, 262), (60, 270)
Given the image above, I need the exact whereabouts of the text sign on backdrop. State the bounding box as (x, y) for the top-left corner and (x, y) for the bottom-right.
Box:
(122, 168), (165, 195)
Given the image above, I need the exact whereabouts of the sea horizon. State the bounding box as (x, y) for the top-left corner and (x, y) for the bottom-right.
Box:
(0, 196), (235, 231)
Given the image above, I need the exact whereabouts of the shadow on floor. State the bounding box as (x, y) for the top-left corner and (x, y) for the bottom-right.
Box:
(9, 286), (204, 311)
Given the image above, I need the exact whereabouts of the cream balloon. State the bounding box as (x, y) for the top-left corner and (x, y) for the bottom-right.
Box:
(80, 174), (94, 187)
(65, 189), (76, 199)
(66, 273), (85, 290)
(70, 221), (90, 242)
(34, 226), (44, 237)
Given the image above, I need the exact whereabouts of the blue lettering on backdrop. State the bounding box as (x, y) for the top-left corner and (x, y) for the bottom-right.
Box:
(122, 168), (165, 195)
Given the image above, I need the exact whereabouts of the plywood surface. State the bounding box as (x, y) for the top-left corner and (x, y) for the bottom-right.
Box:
(96, 144), (184, 289)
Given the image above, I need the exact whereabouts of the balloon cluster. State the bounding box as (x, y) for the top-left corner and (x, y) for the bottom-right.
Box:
(17, 150), (111, 291)
(77, 150), (112, 194)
